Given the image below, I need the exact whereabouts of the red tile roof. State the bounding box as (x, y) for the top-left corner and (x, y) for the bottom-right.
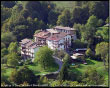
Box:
(47, 32), (69, 41)
(34, 31), (50, 38)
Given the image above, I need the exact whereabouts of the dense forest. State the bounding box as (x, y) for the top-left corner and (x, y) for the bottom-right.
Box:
(1, 1), (109, 87)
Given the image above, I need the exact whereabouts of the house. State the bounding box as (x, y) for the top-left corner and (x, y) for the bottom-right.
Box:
(20, 38), (40, 60)
(34, 31), (50, 46)
(46, 32), (71, 50)
(53, 26), (77, 40)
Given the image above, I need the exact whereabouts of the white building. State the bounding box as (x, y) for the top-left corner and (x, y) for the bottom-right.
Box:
(20, 38), (40, 61)
(46, 32), (71, 50)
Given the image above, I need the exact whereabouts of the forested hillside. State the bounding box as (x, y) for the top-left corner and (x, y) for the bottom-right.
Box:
(1, 1), (109, 87)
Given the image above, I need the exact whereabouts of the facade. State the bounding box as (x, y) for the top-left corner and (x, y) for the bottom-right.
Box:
(47, 32), (71, 50)
(20, 38), (40, 60)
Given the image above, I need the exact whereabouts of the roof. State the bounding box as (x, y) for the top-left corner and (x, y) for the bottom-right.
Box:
(46, 29), (59, 34)
(20, 38), (31, 44)
(26, 41), (35, 48)
(34, 31), (50, 38)
(54, 26), (76, 31)
(47, 32), (69, 41)
(29, 44), (37, 49)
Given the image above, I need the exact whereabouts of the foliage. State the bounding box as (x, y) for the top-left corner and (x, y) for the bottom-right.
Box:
(1, 48), (8, 58)
(38, 76), (48, 85)
(57, 9), (71, 26)
(97, 19), (104, 27)
(72, 39), (87, 49)
(7, 52), (20, 67)
(8, 42), (18, 53)
(82, 66), (104, 85)
(58, 54), (70, 81)
(1, 32), (16, 47)
(95, 42), (108, 67)
(105, 17), (109, 24)
(9, 66), (36, 84)
(72, 6), (89, 24)
(85, 48), (94, 58)
(96, 27), (109, 42)
(34, 46), (55, 70)
(88, 1), (109, 20)
(81, 15), (98, 48)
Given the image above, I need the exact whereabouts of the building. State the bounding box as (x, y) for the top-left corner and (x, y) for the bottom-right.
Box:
(46, 32), (71, 50)
(34, 31), (50, 46)
(53, 26), (77, 40)
(20, 38), (40, 60)
(20, 26), (77, 60)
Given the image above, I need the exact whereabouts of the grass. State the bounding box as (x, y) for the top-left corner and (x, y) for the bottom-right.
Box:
(3, 62), (59, 78)
(69, 58), (108, 85)
(51, 1), (76, 12)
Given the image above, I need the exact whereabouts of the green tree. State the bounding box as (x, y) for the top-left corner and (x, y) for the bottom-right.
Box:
(95, 42), (108, 67)
(57, 9), (71, 26)
(7, 52), (20, 67)
(58, 54), (70, 81)
(81, 15), (98, 48)
(72, 6), (89, 24)
(85, 48), (94, 58)
(97, 19), (104, 27)
(89, 1), (109, 20)
(96, 27), (109, 42)
(1, 48), (8, 58)
(82, 66), (104, 85)
(105, 17), (109, 24)
(8, 42), (18, 53)
(38, 76), (48, 85)
(1, 32), (16, 47)
(9, 66), (36, 84)
(34, 46), (55, 70)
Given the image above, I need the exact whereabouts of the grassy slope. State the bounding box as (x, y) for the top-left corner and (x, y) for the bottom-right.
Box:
(69, 58), (108, 85)
(4, 62), (59, 78)
(52, 1), (76, 11)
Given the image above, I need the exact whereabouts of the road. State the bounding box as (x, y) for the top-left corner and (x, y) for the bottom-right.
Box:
(41, 56), (63, 75)
(53, 56), (63, 72)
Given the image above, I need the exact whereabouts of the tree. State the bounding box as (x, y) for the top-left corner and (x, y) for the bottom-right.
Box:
(72, 6), (89, 24)
(57, 9), (71, 26)
(9, 66), (36, 84)
(8, 42), (18, 53)
(95, 42), (108, 67)
(85, 48), (94, 58)
(96, 27), (109, 42)
(97, 19), (104, 27)
(1, 48), (8, 58)
(7, 52), (20, 67)
(38, 76), (48, 85)
(34, 46), (55, 70)
(58, 54), (70, 81)
(89, 1), (109, 20)
(105, 17), (109, 24)
(81, 15), (98, 48)
(82, 66), (104, 85)
(1, 32), (16, 47)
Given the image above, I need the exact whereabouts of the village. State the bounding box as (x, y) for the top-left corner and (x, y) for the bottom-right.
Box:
(20, 26), (87, 64)
(1, 1), (108, 87)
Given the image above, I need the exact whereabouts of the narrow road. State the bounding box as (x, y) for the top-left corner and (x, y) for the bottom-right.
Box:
(53, 56), (63, 73)
(42, 56), (63, 75)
